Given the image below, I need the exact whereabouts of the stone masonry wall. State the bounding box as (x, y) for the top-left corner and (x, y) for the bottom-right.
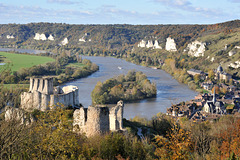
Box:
(73, 101), (124, 137)
(86, 106), (109, 137)
(21, 77), (79, 111)
(109, 100), (124, 131)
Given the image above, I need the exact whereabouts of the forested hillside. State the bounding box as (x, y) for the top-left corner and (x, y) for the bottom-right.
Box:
(1, 20), (240, 77)
(1, 20), (239, 50)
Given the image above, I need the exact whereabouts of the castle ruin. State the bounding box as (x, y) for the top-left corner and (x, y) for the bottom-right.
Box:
(19, 76), (125, 136)
(21, 77), (79, 111)
(73, 101), (124, 137)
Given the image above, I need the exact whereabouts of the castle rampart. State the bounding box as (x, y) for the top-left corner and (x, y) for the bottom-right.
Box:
(21, 77), (79, 111)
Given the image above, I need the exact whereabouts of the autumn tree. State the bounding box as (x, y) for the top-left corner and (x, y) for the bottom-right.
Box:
(208, 69), (215, 81)
(218, 119), (240, 159)
(24, 107), (85, 159)
(154, 123), (193, 160)
(191, 122), (212, 159)
(194, 74), (201, 84)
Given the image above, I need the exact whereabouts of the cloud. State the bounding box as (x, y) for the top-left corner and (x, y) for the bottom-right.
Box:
(0, 3), (93, 24)
(152, 0), (229, 20)
(154, 0), (192, 7)
(47, 0), (79, 5)
(0, 2), (237, 25)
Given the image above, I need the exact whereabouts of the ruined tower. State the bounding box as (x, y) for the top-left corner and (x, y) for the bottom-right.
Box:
(109, 100), (124, 131)
(73, 100), (124, 137)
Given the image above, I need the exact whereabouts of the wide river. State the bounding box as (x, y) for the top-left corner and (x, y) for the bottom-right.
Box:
(0, 48), (197, 119)
(64, 56), (197, 119)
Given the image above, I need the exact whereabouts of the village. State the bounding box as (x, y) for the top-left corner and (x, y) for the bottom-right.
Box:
(167, 65), (240, 121)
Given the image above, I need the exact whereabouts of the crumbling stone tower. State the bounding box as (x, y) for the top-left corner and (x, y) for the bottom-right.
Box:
(73, 100), (124, 137)
(109, 100), (124, 130)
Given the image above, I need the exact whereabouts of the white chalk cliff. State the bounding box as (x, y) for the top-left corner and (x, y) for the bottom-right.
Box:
(6, 35), (14, 39)
(228, 50), (236, 56)
(235, 46), (240, 49)
(146, 40), (154, 48)
(165, 37), (177, 52)
(211, 57), (215, 62)
(186, 40), (206, 57)
(48, 34), (54, 41)
(138, 39), (162, 49)
(154, 40), (162, 49)
(229, 61), (240, 69)
(61, 38), (68, 45)
(34, 33), (47, 41)
(79, 37), (86, 42)
(138, 40), (147, 47)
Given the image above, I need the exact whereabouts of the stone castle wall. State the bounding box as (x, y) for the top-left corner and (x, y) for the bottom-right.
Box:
(73, 100), (124, 137)
(21, 77), (79, 111)
(20, 76), (124, 136)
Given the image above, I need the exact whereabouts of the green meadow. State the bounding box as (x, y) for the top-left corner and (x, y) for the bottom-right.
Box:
(0, 52), (55, 72)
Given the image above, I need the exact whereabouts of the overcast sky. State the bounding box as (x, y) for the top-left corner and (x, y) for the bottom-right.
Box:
(0, 0), (239, 24)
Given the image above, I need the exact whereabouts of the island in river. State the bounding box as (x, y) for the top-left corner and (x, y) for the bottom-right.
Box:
(91, 70), (156, 104)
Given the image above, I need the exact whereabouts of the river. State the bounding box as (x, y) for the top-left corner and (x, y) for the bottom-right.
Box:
(64, 56), (197, 119)
(0, 48), (48, 54)
(0, 48), (197, 119)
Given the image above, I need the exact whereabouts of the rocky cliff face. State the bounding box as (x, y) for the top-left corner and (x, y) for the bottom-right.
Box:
(34, 33), (55, 41)
(138, 39), (162, 49)
(48, 34), (54, 41)
(79, 37), (86, 42)
(6, 35), (14, 39)
(229, 61), (240, 68)
(61, 38), (68, 45)
(34, 33), (47, 41)
(165, 37), (177, 52)
(154, 40), (162, 49)
(186, 40), (206, 57)
(138, 40), (147, 47)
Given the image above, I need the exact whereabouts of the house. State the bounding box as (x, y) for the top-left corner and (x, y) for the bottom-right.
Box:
(201, 81), (213, 90)
(215, 65), (232, 81)
(191, 111), (205, 121)
(187, 69), (206, 80)
(187, 69), (204, 76)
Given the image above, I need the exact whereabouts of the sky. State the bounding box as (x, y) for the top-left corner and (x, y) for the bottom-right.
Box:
(0, 0), (239, 25)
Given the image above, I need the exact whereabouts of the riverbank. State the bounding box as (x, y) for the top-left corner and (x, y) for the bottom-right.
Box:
(82, 53), (200, 93)
(0, 48), (198, 119)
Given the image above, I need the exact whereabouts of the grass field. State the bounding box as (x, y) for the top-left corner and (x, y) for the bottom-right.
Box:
(0, 52), (55, 72)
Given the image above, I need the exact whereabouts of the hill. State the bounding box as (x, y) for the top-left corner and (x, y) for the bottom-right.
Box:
(0, 20), (239, 77)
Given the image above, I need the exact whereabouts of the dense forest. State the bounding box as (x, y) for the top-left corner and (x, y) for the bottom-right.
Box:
(91, 70), (156, 104)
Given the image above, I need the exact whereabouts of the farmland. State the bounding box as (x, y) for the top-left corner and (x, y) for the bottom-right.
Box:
(0, 52), (55, 72)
